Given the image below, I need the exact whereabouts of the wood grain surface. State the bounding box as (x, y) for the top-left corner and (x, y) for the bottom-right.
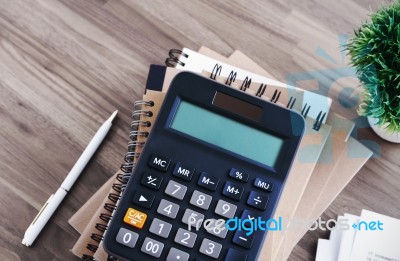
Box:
(1, 0), (399, 260)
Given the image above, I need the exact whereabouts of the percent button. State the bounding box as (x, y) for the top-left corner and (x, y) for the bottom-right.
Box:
(229, 168), (249, 183)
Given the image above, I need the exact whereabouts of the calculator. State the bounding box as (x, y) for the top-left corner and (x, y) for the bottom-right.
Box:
(104, 72), (304, 261)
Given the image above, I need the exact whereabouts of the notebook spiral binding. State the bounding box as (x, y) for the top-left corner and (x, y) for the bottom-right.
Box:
(83, 100), (154, 261)
(206, 62), (327, 131)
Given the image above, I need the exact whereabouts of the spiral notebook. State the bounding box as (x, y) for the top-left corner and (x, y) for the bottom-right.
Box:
(69, 47), (371, 261)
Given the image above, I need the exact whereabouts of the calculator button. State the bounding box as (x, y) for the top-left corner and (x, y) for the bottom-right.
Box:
(229, 168), (249, 182)
(132, 191), (155, 209)
(197, 172), (219, 191)
(247, 191), (269, 210)
(174, 228), (197, 248)
(225, 248), (248, 261)
(232, 230), (255, 249)
(167, 248), (190, 261)
(182, 208), (204, 228)
(222, 181), (244, 201)
(141, 237), (164, 258)
(115, 228), (139, 248)
(205, 219), (228, 239)
(253, 177), (274, 192)
(165, 180), (187, 200)
(141, 172), (163, 190)
(173, 162), (195, 181)
(149, 218), (172, 238)
(199, 238), (222, 259)
(157, 199), (180, 219)
(189, 190), (212, 210)
(215, 200), (237, 219)
(123, 208), (147, 229)
(241, 209), (259, 225)
(148, 154), (170, 172)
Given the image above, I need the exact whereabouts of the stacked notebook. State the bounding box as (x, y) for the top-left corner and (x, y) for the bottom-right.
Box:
(68, 46), (373, 261)
(316, 210), (400, 261)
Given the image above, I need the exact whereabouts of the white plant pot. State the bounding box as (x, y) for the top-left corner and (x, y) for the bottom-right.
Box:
(368, 117), (400, 143)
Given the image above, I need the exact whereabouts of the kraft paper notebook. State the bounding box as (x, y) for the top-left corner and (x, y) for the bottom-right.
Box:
(69, 47), (371, 261)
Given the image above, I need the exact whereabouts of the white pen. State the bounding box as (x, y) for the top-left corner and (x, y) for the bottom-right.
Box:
(22, 110), (118, 247)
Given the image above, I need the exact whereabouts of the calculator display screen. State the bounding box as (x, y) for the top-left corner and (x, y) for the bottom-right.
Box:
(170, 100), (284, 168)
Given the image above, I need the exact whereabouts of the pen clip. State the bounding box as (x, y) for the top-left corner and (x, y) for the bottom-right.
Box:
(30, 194), (54, 226)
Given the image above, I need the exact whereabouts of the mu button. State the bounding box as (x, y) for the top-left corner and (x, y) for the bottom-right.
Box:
(123, 208), (147, 229)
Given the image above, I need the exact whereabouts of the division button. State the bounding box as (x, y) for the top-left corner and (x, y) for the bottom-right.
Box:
(246, 191), (269, 210)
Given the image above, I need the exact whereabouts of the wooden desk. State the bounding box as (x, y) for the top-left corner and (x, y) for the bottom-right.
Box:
(1, 1), (399, 260)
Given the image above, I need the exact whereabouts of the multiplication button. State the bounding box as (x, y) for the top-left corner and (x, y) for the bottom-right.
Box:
(222, 181), (244, 201)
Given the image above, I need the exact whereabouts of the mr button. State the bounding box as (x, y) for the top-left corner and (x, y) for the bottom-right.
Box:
(148, 154), (171, 172)
(173, 163), (195, 181)
(123, 208), (147, 229)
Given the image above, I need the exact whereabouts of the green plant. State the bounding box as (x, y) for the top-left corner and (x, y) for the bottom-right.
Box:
(346, 1), (400, 132)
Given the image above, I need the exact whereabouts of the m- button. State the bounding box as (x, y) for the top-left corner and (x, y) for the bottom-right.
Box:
(148, 154), (171, 172)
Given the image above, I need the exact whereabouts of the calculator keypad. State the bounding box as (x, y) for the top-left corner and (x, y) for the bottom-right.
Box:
(174, 228), (197, 248)
(141, 237), (164, 257)
(115, 156), (275, 260)
(165, 180), (187, 200)
(199, 238), (222, 259)
(189, 190), (212, 210)
(149, 218), (172, 238)
(157, 199), (180, 219)
(141, 172), (163, 190)
(166, 248), (190, 261)
(215, 199), (237, 219)
(181, 208), (204, 228)
(116, 228), (139, 248)
(222, 181), (244, 200)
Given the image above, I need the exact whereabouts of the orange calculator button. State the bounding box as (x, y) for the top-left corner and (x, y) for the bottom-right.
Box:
(123, 208), (147, 229)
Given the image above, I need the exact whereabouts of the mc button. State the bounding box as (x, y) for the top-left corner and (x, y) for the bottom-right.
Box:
(148, 154), (170, 172)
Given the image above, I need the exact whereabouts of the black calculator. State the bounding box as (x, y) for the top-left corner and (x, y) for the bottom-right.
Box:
(104, 72), (304, 261)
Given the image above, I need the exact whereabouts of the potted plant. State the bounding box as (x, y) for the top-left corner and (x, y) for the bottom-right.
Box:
(346, 1), (400, 143)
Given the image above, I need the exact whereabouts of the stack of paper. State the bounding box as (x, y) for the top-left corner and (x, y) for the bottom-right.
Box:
(316, 210), (400, 261)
